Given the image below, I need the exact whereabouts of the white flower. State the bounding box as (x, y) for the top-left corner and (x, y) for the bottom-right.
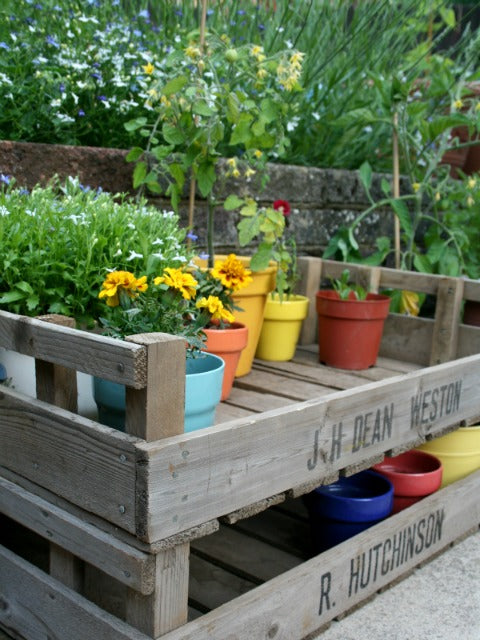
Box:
(126, 250), (143, 261)
(0, 206), (10, 216)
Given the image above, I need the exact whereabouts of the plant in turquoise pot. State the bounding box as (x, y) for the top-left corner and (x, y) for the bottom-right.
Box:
(94, 265), (225, 432)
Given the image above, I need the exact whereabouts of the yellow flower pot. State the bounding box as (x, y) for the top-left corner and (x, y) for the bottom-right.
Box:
(232, 258), (276, 376)
(255, 293), (310, 362)
(193, 255), (276, 377)
(416, 425), (480, 487)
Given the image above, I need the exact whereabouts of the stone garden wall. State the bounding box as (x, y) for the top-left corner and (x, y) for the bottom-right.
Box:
(0, 140), (406, 259)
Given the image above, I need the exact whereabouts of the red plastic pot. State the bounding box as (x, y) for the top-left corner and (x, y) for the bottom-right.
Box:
(315, 290), (391, 370)
(372, 450), (443, 514)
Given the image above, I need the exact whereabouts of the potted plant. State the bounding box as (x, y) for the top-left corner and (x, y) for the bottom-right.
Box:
(316, 269), (391, 370)
(94, 266), (225, 432)
(125, 29), (304, 376)
(253, 200), (310, 362)
(194, 254), (251, 400)
(0, 176), (193, 416)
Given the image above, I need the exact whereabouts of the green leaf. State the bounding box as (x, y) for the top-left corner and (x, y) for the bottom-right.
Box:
(146, 181), (163, 194)
(226, 93), (240, 123)
(126, 147), (144, 162)
(413, 253), (433, 274)
(260, 98), (278, 123)
(359, 161), (372, 190)
(237, 216), (261, 246)
(250, 242), (273, 271)
(0, 290), (25, 304)
(391, 198), (413, 237)
(26, 294), (40, 311)
(381, 178), (391, 196)
(230, 115), (253, 146)
(124, 117), (148, 132)
(223, 195), (244, 210)
(196, 161), (216, 197)
(133, 161), (147, 188)
(161, 75), (188, 96)
(192, 101), (216, 117)
(162, 122), (186, 145)
(16, 281), (34, 294)
(169, 163), (185, 190)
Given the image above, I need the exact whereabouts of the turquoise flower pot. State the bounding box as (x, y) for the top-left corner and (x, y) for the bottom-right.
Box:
(93, 352), (225, 433)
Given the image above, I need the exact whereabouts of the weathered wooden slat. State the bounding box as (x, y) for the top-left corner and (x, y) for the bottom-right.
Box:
(125, 543), (189, 637)
(297, 256), (323, 345)
(191, 523), (301, 583)
(430, 277), (464, 365)
(0, 310), (147, 387)
(0, 476), (155, 595)
(0, 387), (138, 533)
(159, 470), (480, 640)
(0, 544), (152, 640)
(138, 354), (480, 541)
(234, 368), (333, 401)
(125, 333), (186, 441)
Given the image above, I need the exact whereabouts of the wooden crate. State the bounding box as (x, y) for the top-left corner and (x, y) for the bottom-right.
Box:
(1, 258), (480, 640)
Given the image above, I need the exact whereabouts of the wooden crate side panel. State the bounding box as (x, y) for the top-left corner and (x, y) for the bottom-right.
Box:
(0, 544), (152, 640)
(0, 387), (138, 533)
(139, 354), (480, 541)
(159, 470), (480, 640)
(0, 310), (147, 387)
(0, 477), (155, 595)
(380, 315), (433, 365)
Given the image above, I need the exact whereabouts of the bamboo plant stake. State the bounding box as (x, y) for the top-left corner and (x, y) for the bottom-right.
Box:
(392, 110), (401, 270)
(187, 0), (209, 249)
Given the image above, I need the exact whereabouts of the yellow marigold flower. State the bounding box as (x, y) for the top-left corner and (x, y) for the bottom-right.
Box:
(99, 271), (148, 307)
(227, 157), (237, 168)
(196, 296), (235, 323)
(245, 167), (256, 178)
(142, 62), (154, 75)
(154, 268), (198, 300)
(211, 254), (253, 292)
(412, 182), (421, 193)
(467, 196), (475, 207)
(251, 45), (264, 58)
(185, 45), (201, 59)
(435, 192), (441, 201)
(232, 168), (240, 178)
(468, 178), (476, 189)
(160, 95), (171, 107)
(253, 149), (263, 159)
(453, 99), (463, 110)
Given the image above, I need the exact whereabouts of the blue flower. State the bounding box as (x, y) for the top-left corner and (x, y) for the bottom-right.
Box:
(91, 72), (102, 81)
(59, 82), (65, 93)
(19, 188), (29, 195)
(199, 252), (209, 261)
(174, 9), (183, 17)
(0, 42), (9, 51)
(78, 109), (85, 117)
(46, 35), (59, 48)
(0, 174), (11, 185)
(138, 9), (150, 19)
(97, 95), (107, 102)
(186, 231), (198, 241)
(133, 29), (142, 37)
(237, 9), (246, 15)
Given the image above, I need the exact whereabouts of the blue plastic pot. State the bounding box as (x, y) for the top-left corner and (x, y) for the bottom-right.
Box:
(93, 352), (225, 433)
(304, 470), (394, 553)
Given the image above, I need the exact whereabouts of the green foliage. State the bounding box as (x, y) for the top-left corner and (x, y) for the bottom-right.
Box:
(0, 177), (192, 326)
(331, 269), (368, 301)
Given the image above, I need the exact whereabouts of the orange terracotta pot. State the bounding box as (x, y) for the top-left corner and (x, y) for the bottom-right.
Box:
(202, 322), (248, 401)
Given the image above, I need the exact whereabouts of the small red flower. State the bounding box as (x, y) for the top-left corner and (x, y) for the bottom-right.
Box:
(273, 199), (291, 217)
